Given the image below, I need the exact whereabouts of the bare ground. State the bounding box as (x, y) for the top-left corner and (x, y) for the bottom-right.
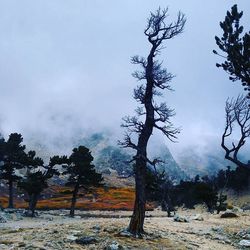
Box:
(0, 208), (249, 250)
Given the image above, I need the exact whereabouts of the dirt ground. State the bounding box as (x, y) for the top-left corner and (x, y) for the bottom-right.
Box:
(0, 208), (249, 250)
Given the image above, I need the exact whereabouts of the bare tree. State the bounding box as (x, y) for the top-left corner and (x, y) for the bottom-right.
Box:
(222, 95), (250, 169)
(119, 8), (185, 236)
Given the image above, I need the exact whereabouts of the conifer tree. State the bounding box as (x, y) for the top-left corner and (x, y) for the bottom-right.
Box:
(63, 146), (103, 217)
(213, 4), (250, 97)
(0, 133), (26, 208)
(18, 154), (66, 216)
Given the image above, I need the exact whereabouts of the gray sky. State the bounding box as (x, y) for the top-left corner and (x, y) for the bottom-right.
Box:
(0, 0), (249, 156)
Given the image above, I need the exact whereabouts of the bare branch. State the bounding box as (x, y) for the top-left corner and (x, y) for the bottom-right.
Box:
(133, 84), (146, 104)
(121, 116), (144, 133)
(221, 95), (250, 169)
(144, 8), (186, 48)
(154, 123), (180, 142)
(118, 133), (138, 150)
(154, 102), (175, 123)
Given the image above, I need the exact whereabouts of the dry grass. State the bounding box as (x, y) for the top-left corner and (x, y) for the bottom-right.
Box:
(0, 186), (153, 210)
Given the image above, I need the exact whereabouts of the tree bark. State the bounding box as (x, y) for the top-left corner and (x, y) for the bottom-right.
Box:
(128, 47), (155, 236)
(70, 183), (79, 217)
(27, 194), (38, 217)
(128, 158), (146, 236)
(8, 179), (14, 208)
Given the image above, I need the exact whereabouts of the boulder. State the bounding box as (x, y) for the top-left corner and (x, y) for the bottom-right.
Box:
(220, 212), (238, 218)
(75, 236), (97, 245)
(174, 215), (189, 223)
(191, 214), (204, 221)
(239, 240), (250, 247)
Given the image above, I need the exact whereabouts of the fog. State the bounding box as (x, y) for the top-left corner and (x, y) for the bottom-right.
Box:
(0, 0), (249, 158)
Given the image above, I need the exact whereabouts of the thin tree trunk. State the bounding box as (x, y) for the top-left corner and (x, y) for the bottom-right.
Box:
(70, 183), (79, 217)
(128, 159), (146, 236)
(27, 194), (38, 217)
(8, 179), (14, 208)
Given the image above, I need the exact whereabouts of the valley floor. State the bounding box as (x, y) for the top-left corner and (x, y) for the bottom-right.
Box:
(0, 209), (249, 250)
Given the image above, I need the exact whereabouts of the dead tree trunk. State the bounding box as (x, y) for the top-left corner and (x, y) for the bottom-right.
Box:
(119, 8), (185, 236)
(128, 46), (155, 236)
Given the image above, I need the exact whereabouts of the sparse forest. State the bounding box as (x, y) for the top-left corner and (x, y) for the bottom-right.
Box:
(0, 3), (249, 250)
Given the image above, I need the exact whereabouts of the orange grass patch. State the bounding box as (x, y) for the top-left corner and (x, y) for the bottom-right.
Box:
(0, 186), (155, 210)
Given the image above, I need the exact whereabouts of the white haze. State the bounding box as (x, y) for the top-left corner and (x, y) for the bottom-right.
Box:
(0, 0), (249, 162)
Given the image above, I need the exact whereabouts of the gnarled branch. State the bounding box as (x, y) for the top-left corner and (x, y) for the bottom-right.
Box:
(221, 95), (250, 169)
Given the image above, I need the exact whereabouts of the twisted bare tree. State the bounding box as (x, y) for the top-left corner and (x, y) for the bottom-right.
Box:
(222, 95), (250, 169)
(119, 8), (185, 236)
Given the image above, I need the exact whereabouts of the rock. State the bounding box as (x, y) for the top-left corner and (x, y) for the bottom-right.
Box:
(118, 229), (133, 237)
(220, 212), (238, 218)
(236, 228), (250, 239)
(92, 224), (101, 231)
(18, 242), (26, 247)
(66, 235), (78, 241)
(69, 230), (81, 236)
(213, 235), (231, 243)
(191, 214), (204, 221)
(211, 227), (224, 234)
(231, 206), (243, 213)
(0, 213), (7, 223)
(239, 240), (250, 247)
(241, 203), (250, 211)
(105, 241), (124, 250)
(75, 236), (97, 245)
(174, 215), (189, 223)
(3, 208), (15, 213)
(243, 234), (250, 240)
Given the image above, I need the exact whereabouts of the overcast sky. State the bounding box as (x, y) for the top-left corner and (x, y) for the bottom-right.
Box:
(0, 0), (249, 155)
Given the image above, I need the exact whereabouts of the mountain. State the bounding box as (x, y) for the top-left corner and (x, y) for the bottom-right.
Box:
(75, 133), (187, 182)
(22, 131), (245, 181)
(151, 146), (188, 182)
(176, 147), (232, 178)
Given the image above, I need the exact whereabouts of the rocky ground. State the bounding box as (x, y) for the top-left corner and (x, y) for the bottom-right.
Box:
(0, 207), (250, 250)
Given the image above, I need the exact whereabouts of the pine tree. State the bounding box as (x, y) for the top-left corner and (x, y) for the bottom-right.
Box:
(18, 154), (66, 216)
(213, 4), (250, 97)
(63, 146), (103, 217)
(0, 133), (26, 208)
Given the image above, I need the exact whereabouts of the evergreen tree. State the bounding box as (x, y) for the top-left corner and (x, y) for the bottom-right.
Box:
(0, 133), (26, 208)
(213, 4), (250, 98)
(18, 154), (66, 216)
(63, 146), (103, 217)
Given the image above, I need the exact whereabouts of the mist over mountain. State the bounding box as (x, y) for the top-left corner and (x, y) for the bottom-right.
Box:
(176, 148), (228, 178)
(23, 130), (247, 182)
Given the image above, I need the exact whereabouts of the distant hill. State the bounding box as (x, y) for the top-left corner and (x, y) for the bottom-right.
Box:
(25, 131), (247, 182)
(176, 147), (233, 178)
(75, 133), (187, 182)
